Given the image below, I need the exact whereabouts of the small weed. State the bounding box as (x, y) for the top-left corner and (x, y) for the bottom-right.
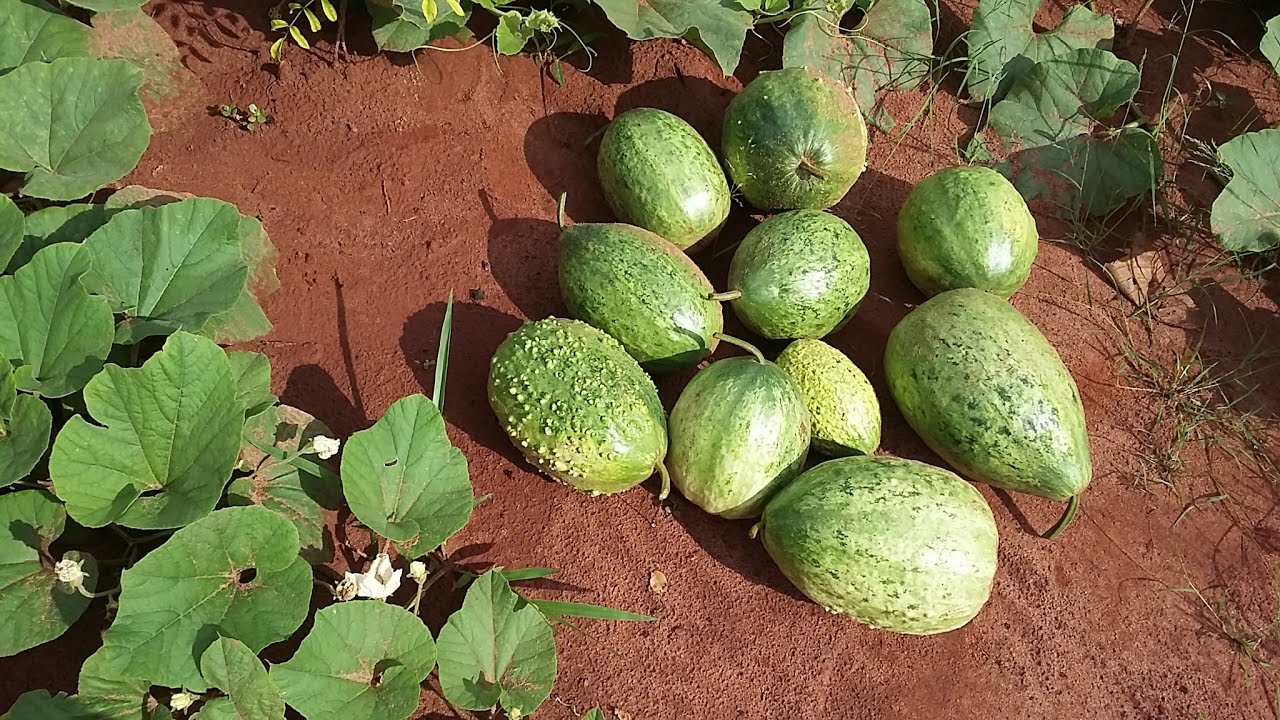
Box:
(1170, 579), (1278, 670)
(216, 103), (272, 132)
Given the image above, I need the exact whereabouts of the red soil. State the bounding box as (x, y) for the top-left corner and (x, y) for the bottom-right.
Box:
(6, 0), (1280, 718)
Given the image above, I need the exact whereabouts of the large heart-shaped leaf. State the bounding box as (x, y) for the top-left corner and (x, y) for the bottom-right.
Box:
(1263, 16), (1280, 76)
(0, 193), (21, 270)
(0, 392), (52, 487)
(988, 48), (1159, 216)
(97, 506), (311, 691)
(75, 645), (153, 719)
(0, 243), (114, 398)
(198, 215), (277, 344)
(229, 405), (341, 564)
(6, 203), (122, 273)
(50, 331), (243, 529)
(270, 601), (436, 720)
(84, 198), (249, 343)
(967, 0), (1113, 103)
(197, 637), (285, 719)
(341, 394), (471, 558)
(2, 691), (98, 719)
(782, 0), (934, 127)
(591, 0), (753, 75)
(0, 57), (151, 200)
(1211, 129), (1280, 253)
(0, 0), (90, 73)
(368, 0), (470, 52)
(436, 571), (557, 717)
(0, 490), (96, 657)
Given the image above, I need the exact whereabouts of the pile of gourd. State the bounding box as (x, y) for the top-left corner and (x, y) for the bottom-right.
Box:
(487, 67), (1091, 636)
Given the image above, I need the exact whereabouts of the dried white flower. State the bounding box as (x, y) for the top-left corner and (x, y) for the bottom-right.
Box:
(312, 435), (341, 460)
(170, 691), (199, 711)
(352, 553), (401, 600)
(409, 560), (428, 583)
(54, 557), (86, 588)
(334, 575), (359, 602)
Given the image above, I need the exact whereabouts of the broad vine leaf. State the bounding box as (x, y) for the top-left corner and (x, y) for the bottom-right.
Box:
(6, 203), (121, 273)
(76, 645), (153, 719)
(2, 691), (99, 719)
(229, 404), (342, 564)
(0, 491), (96, 657)
(50, 331), (243, 529)
(368, 0), (470, 52)
(436, 571), (557, 716)
(228, 351), (276, 419)
(84, 198), (249, 343)
(0, 385), (53, 487)
(582, 710), (606, 720)
(1263, 16), (1280, 76)
(967, 0), (1113, 103)
(0, 243), (114, 398)
(1210, 129), (1280, 252)
(0, 0), (90, 73)
(591, 0), (753, 75)
(495, 10), (534, 55)
(97, 506), (311, 691)
(782, 0), (934, 127)
(270, 601), (436, 720)
(0, 57), (151, 200)
(988, 48), (1159, 216)
(0, 194), (20, 270)
(198, 637), (286, 719)
(341, 394), (472, 558)
(199, 215), (277, 344)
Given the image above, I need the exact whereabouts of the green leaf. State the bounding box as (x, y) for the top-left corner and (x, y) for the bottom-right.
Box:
(1210, 128), (1280, 253)
(76, 644), (153, 718)
(591, 0), (753, 75)
(582, 710), (606, 720)
(369, 0), (470, 52)
(988, 48), (1158, 216)
(270, 601), (436, 720)
(97, 506), (311, 691)
(230, 404), (342, 564)
(270, 37), (284, 60)
(0, 57), (151, 200)
(0, 491), (95, 657)
(967, 0), (1113, 103)
(0, 194), (21, 270)
(527, 599), (654, 622)
(1264, 16), (1280, 76)
(271, 18), (288, 29)
(2, 691), (98, 719)
(7, 203), (121, 273)
(288, 25), (309, 48)
(84, 197), (249, 342)
(495, 10), (534, 55)
(198, 637), (286, 719)
(0, 355), (13, 421)
(50, 331), (244, 529)
(303, 7), (321, 31)
(499, 567), (558, 582)
(446, 0), (463, 14)
(436, 570), (557, 716)
(340, 394), (472, 557)
(0, 391), (53, 487)
(0, 243), (114, 398)
(782, 0), (933, 128)
(62, 0), (147, 11)
(320, 0), (337, 21)
(0, 0), (91, 74)
(422, 0), (437, 21)
(228, 351), (276, 419)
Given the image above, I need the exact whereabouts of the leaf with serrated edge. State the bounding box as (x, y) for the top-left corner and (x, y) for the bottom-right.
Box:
(591, 0), (752, 75)
(998, 128), (1161, 217)
(782, 0), (933, 127)
(0, 243), (114, 398)
(0, 194), (21, 271)
(271, 601), (436, 720)
(0, 0), (91, 73)
(97, 506), (311, 691)
(0, 57), (151, 200)
(989, 46), (1138, 147)
(967, 0), (1113, 103)
(199, 637), (286, 719)
(1211, 129), (1280, 253)
(50, 332), (243, 529)
(84, 198), (249, 343)
(436, 570), (557, 716)
(231, 405), (342, 564)
(73, 644), (152, 719)
(0, 491), (96, 657)
(341, 394), (472, 557)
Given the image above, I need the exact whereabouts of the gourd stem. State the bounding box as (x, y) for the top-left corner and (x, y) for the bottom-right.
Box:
(556, 192), (568, 230)
(748, 521), (761, 540)
(707, 290), (742, 302)
(656, 462), (672, 502)
(1043, 494), (1080, 540)
(798, 157), (828, 181)
(713, 333), (767, 364)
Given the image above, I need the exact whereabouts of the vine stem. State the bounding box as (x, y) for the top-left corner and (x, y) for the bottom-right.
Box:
(797, 157), (828, 181)
(707, 289), (742, 302)
(713, 332), (767, 364)
(1042, 495), (1081, 540)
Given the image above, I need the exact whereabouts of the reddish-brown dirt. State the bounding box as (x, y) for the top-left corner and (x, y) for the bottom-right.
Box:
(6, 0), (1280, 718)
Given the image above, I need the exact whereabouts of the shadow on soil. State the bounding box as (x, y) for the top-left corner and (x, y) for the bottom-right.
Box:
(480, 190), (564, 320)
(280, 363), (368, 438)
(524, 112), (610, 224)
(664, 499), (809, 603)
(615, 75), (738, 147)
(399, 299), (526, 465)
